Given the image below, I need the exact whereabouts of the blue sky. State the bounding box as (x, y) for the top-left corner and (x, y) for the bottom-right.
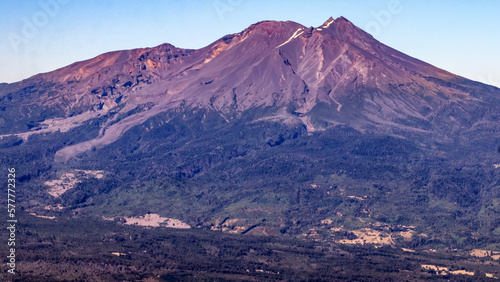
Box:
(1, 0), (499, 87)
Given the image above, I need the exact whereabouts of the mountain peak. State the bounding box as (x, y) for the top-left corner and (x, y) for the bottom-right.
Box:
(244, 20), (304, 36)
(317, 16), (356, 30)
(317, 16), (356, 32)
(335, 16), (350, 22)
(321, 16), (335, 28)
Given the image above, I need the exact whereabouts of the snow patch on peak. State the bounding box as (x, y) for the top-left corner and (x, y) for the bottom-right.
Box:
(322, 17), (335, 28)
(276, 28), (305, 48)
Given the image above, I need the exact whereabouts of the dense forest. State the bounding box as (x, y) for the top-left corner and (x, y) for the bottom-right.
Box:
(1, 211), (499, 281)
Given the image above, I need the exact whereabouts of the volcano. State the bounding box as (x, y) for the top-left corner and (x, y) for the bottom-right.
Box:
(1, 17), (499, 251)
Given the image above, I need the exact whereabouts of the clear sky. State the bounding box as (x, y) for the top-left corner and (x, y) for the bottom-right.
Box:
(1, 0), (499, 87)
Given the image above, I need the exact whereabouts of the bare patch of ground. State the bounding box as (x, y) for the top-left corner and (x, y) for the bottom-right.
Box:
(45, 172), (79, 198)
(470, 249), (500, 260)
(338, 228), (393, 246)
(449, 269), (474, 276)
(421, 265), (476, 277)
(210, 218), (248, 234)
(110, 214), (191, 229)
(0, 110), (106, 141)
(29, 213), (56, 220)
(54, 102), (178, 162)
(317, 218), (417, 246)
(45, 170), (104, 197)
(486, 273), (499, 279)
(346, 195), (366, 201)
(44, 204), (64, 211)
(421, 264), (449, 275)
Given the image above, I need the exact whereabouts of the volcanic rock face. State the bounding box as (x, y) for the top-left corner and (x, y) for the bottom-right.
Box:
(1, 17), (498, 158)
(1, 17), (499, 243)
(2, 17), (498, 160)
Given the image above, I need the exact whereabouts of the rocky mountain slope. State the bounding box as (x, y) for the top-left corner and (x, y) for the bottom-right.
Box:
(1, 17), (499, 253)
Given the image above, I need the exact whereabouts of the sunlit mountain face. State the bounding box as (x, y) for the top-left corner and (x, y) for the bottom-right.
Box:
(1, 16), (500, 281)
